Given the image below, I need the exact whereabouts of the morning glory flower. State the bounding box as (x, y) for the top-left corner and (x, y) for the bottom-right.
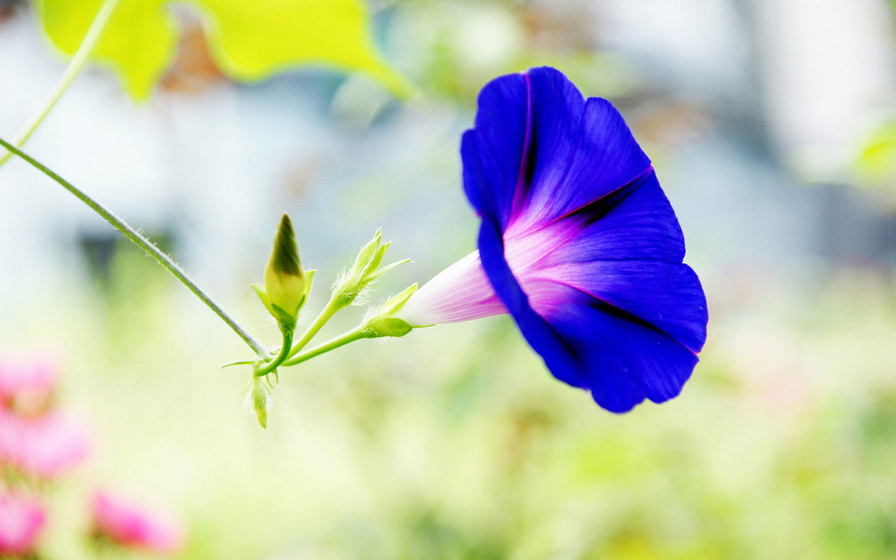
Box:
(401, 67), (708, 413)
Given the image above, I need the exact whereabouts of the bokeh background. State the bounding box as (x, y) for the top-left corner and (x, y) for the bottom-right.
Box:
(3, 0), (896, 558)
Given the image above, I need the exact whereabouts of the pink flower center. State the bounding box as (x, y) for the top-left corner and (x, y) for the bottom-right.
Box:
(400, 218), (584, 326)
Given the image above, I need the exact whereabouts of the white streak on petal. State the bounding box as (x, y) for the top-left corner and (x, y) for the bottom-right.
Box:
(399, 251), (507, 326)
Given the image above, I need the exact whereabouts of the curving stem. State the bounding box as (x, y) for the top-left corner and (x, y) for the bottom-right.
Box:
(0, 137), (268, 357)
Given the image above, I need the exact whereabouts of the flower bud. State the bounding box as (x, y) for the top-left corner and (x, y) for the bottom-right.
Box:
(247, 378), (269, 429)
(353, 230), (382, 276)
(264, 215), (305, 321)
(333, 230), (410, 306)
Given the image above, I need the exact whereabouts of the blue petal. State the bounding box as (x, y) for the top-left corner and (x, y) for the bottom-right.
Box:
(466, 67), (706, 413)
(462, 68), (651, 232)
(477, 218), (588, 389)
(480, 217), (699, 412)
(544, 259), (707, 355)
(522, 69), (652, 226)
(548, 171), (686, 263)
(463, 73), (531, 229)
(547, 287), (700, 409)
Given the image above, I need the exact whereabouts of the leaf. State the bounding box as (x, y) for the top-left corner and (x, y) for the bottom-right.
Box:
(33, 0), (412, 101)
(35, 0), (179, 100)
(196, 0), (412, 97)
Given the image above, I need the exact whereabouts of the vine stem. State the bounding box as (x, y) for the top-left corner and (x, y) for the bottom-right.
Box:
(282, 325), (369, 367)
(0, 137), (268, 357)
(254, 323), (294, 377)
(0, 0), (121, 168)
(286, 293), (347, 359)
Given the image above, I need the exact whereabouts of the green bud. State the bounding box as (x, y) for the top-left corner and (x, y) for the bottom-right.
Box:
(353, 229), (382, 274)
(264, 214), (305, 320)
(363, 241), (390, 277)
(246, 377), (270, 429)
(366, 317), (413, 338)
(334, 230), (413, 308)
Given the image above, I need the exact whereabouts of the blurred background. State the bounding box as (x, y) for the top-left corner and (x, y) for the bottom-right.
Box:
(2, 0), (896, 558)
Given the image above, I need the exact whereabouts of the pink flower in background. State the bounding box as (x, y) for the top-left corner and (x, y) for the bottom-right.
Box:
(0, 355), (57, 413)
(92, 490), (185, 554)
(0, 493), (46, 556)
(0, 410), (91, 478)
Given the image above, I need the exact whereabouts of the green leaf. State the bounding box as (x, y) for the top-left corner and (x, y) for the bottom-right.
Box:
(35, 0), (179, 101)
(195, 0), (413, 97)
(34, 0), (413, 101)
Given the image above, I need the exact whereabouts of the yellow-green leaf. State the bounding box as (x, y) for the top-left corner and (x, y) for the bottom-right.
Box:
(35, 0), (179, 101)
(33, 0), (412, 101)
(194, 0), (413, 98)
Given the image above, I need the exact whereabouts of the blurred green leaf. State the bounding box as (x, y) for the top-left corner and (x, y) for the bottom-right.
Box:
(34, 0), (413, 101)
(35, 0), (177, 100)
(856, 121), (896, 186)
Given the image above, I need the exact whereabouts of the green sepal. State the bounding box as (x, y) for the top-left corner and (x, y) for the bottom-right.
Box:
(270, 302), (299, 331)
(303, 269), (316, 296)
(221, 360), (256, 369)
(353, 229), (382, 273)
(366, 317), (413, 338)
(298, 269), (316, 314)
(380, 283), (418, 317)
(251, 284), (275, 316)
(367, 259), (411, 283)
(363, 240), (389, 277)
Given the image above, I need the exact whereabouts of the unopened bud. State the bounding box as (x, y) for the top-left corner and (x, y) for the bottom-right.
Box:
(248, 378), (269, 429)
(264, 214), (305, 321)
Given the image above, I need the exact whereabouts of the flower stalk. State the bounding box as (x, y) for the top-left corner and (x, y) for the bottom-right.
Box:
(285, 292), (346, 359)
(282, 316), (412, 368)
(253, 321), (295, 377)
(284, 230), (409, 360)
(280, 285), (416, 368)
(283, 325), (368, 367)
(0, 137), (267, 357)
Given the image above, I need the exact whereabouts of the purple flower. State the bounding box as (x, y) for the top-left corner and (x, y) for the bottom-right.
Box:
(401, 67), (707, 412)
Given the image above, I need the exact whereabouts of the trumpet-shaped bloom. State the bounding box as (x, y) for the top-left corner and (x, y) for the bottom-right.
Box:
(0, 493), (46, 556)
(92, 491), (185, 554)
(0, 410), (91, 478)
(401, 67), (707, 412)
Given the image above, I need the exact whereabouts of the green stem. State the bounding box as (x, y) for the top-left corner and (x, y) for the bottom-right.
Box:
(287, 293), (347, 359)
(0, 137), (267, 357)
(254, 324), (294, 377)
(0, 0), (121, 168)
(282, 325), (370, 367)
